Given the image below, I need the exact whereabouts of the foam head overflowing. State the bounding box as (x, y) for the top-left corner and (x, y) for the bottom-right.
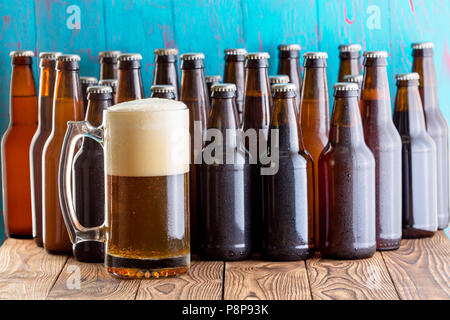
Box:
(105, 98), (190, 177)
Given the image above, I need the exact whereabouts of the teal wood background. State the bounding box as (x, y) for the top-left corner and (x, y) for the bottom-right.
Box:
(0, 0), (449, 242)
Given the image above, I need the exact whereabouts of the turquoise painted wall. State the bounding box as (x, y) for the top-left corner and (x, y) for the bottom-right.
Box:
(0, 0), (449, 242)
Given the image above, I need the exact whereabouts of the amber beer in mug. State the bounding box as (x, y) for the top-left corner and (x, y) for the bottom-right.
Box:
(59, 98), (190, 278)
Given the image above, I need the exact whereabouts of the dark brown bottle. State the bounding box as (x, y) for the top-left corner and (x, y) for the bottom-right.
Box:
(319, 83), (376, 259)
(361, 51), (402, 250)
(99, 50), (121, 80)
(393, 73), (438, 238)
(153, 48), (180, 100)
(73, 86), (112, 262)
(224, 48), (247, 124)
(150, 84), (177, 100)
(278, 44), (302, 111)
(337, 44), (362, 82)
(43, 54), (84, 254)
(1, 50), (38, 238)
(115, 53), (144, 104)
(80, 77), (97, 113)
(299, 52), (329, 249)
(200, 83), (251, 260)
(263, 83), (311, 261)
(98, 79), (118, 103)
(180, 53), (209, 253)
(343, 74), (363, 98)
(30, 52), (60, 246)
(205, 75), (222, 105)
(242, 52), (272, 252)
(412, 42), (449, 229)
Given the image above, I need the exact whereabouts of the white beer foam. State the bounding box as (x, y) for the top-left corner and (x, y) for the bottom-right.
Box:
(105, 98), (190, 177)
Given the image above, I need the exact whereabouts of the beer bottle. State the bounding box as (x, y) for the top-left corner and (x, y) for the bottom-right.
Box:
(337, 44), (362, 82)
(343, 74), (363, 98)
(412, 42), (449, 229)
(99, 50), (121, 80)
(1, 50), (38, 238)
(43, 54), (84, 254)
(200, 83), (251, 260)
(299, 52), (329, 249)
(180, 53), (209, 253)
(115, 53), (144, 104)
(277, 44), (302, 111)
(150, 84), (177, 100)
(319, 83), (376, 259)
(73, 86), (112, 262)
(393, 73), (438, 238)
(80, 76), (98, 113)
(224, 48), (247, 124)
(361, 51), (402, 250)
(30, 52), (60, 246)
(153, 48), (180, 100)
(205, 75), (222, 104)
(242, 52), (272, 252)
(98, 79), (118, 103)
(263, 83), (311, 261)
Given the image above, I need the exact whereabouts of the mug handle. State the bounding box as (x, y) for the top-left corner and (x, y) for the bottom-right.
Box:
(58, 121), (105, 245)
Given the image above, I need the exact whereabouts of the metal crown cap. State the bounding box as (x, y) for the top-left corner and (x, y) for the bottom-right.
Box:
(39, 52), (61, 60)
(98, 79), (118, 87)
(57, 54), (81, 62)
(396, 72), (420, 81)
(269, 75), (290, 84)
(154, 48), (179, 56)
(334, 82), (359, 91)
(98, 51), (121, 58)
(343, 74), (363, 83)
(303, 52), (328, 59)
(87, 86), (112, 94)
(224, 48), (247, 56)
(272, 83), (297, 93)
(278, 44), (301, 51)
(118, 53), (143, 61)
(339, 44), (362, 52)
(211, 83), (237, 92)
(150, 85), (176, 93)
(205, 75), (222, 83)
(80, 76), (98, 84)
(411, 42), (434, 49)
(180, 53), (205, 61)
(246, 52), (270, 60)
(10, 50), (34, 57)
(363, 51), (388, 58)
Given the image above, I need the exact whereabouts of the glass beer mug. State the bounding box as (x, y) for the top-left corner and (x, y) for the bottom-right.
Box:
(59, 98), (190, 278)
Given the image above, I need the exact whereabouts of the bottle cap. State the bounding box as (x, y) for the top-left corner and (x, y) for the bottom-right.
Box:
(396, 72), (420, 81)
(99, 51), (121, 58)
(80, 76), (98, 84)
(57, 54), (81, 62)
(10, 50), (34, 58)
(180, 53), (205, 61)
(269, 75), (290, 85)
(338, 44), (362, 52)
(411, 42), (434, 50)
(98, 79), (118, 88)
(271, 83), (297, 93)
(211, 83), (237, 92)
(246, 52), (270, 60)
(363, 51), (388, 58)
(118, 53), (143, 61)
(333, 82), (359, 91)
(150, 85), (176, 93)
(154, 48), (179, 56)
(224, 48), (247, 56)
(87, 85), (112, 94)
(303, 52), (328, 59)
(343, 74), (363, 83)
(205, 75), (222, 83)
(278, 44), (301, 51)
(39, 52), (61, 60)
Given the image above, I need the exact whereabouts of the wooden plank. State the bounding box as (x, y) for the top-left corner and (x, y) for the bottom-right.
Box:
(224, 260), (311, 300)
(306, 252), (399, 300)
(0, 239), (68, 300)
(136, 260), (223, 300)
(47, 257), (141, 300)
(381, 230), (450, 300)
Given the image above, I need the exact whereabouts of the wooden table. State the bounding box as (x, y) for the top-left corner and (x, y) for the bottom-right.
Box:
(0, 231), (448, 300)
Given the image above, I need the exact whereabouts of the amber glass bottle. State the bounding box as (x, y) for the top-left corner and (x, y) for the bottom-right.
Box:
(30, 52), (60, 246)
(115, 53), (144, 104)
(412, 42), (449, 229)
(99, 50), (121, 80)
(337, 44), (362, 82)
(360, 51), (402, 250)
(80, 76), (97, 113)
(205, 75), (222, 105)
(299, 52), (329, 249)
(98, 79), (118, 103)
(153, 48), (179, 100)
(263, 83), (311, 261)
(319, 83), (376, 259)
(277, 44), (302, 110)
(1, 50), (38, 238)
(393, 73), (438, 238)
(224, 48), (247, 124)
(43, 54), (84, 254)
(150, 84), (177, 100)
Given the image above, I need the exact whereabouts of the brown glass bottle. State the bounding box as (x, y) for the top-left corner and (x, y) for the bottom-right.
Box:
(337, 44), (362, 82)
(80, 76), (97, 113)
(242, 52), (272, 252)
(115, 53), (144, 104)
(180, 53), (209, 253)
(361, 51), (402, 250)
(200, 83), (251, 260)
(30, 52), (60, 246)
(73, 86), (112, 262)
(393, 73), (438, 238)
(224, 48), (247, 124)
(205, 75), (222, 105)
(278, 44), (302, 111)
(319, 83), (376, 259)
(299, 52), (329, 249)
(412, 42), (449, 229)
(343, 74), (363, 99)
(153, 48), (180, 100)
(150, 84), (177, 100)
(263, 83), (311, 261)
(43, 54), (84, 254)
(1, 50), (38, 238)
(99, 51), (121, 80)
(98, 79), (118, 102)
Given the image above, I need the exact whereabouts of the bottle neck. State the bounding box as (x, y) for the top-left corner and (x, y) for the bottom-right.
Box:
(242, 67), (271, 129)
(100, 61), (118, 80)
(180, 68), (209, 106)
(154, 61), (179, 97)
(394, 84), (427, 136)
(9, 63), (38, 125)
(270, 95), (300, 153)
(116, 68), (144, 103)
(85, 97), (111, 127)
(412, 55), (439, 111)
(11, 63), (36, 96)
(361, 65), (392, 125)
(278, 58), (301, 88)
(209, 96), (238, 133)
(224, 60), (245, 101)
(338, 57), (361, 81)
(38, 65), (57, 131)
